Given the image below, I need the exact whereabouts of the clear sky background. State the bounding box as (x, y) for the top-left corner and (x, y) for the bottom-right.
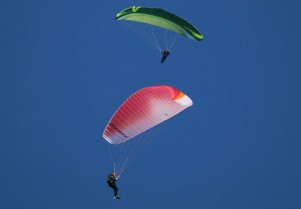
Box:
(1, 0), (301, 209)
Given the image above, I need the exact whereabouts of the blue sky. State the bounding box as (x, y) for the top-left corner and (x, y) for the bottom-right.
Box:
(1, 0), (301, 208)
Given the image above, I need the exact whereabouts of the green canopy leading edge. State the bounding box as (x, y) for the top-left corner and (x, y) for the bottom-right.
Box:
(115, 6), (203, 41)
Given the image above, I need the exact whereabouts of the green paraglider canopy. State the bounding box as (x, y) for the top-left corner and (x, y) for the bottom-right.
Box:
(115, 6), (203, 41)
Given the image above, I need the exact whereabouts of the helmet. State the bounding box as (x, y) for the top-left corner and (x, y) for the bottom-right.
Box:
(113, 171), (117, 177)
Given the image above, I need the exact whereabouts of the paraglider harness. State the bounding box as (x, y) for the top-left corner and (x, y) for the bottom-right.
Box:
(161, 49), (170, 63)
(107, 173), (120, 199)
